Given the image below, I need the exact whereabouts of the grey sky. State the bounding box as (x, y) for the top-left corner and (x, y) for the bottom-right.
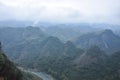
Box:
(0, 0), (120, 24)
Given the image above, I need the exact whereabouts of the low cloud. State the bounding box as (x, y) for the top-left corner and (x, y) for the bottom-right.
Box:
(0, 0), (120, 24)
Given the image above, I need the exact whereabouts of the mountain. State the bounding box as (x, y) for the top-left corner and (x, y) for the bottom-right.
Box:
(0, 42), (42, 80)
(0, 20), (32, 27)
(1, 34), (120, 80)
(0, 26), (45, 43)
(41, 24), (101, 41)
(3, 36), (83, 80)
(10, 36), (117, 80)
(90, 23), (120, 36)
(0, 43), (22, 80)
(0, 26), (46, 57)
(58, 46), (120, 80)
(38, 23), (120, 41)
(36, 45), (120, 80)
(1, 26), (120, 80)
(75, 29), (120, 53)
(74, 46), (107, 67)
(106, 51), (120, 80)
(7, 36), (83, 68)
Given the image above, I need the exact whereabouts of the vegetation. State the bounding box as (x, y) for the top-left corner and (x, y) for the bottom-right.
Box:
(0, 46), (22, 80)
(0, 27), (120, 80)
(75, 29), (120, 53)
(0, 43), (42, 80)
(40, 46), (120, 80)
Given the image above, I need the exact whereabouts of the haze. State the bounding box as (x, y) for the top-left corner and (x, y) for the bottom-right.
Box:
(0, 0), (120, 24)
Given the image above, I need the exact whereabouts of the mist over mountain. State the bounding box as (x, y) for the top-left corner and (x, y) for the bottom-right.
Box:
(0, 26), (120, 80)
(0, 20), (33, 27)
(0, 0), (120, 24)
(0, 0), (120, 80)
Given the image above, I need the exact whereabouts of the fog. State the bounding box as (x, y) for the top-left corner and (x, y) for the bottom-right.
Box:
(0, 0), (120, 25)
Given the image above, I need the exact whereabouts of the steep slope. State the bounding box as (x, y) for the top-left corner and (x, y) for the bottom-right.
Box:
(0, 42), (22, 80)
(40, 45), (120, 80)
(0, 42), (42, 80)
(75, 29), (120, 53)
(5, 36), (83, 80)
(61, 46), (120, 80)
(1, 26), (120, 80)
(9, 36), (83, 69)
(33, 38), (84, 80)
(1, 36), (120, 80)
(104, 51), (120, 80)
(74, 46), (107, 67)
(8, 36), (65, 67)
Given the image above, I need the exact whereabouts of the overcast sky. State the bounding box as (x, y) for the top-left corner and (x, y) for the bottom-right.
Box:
(0, 0), (120, 24)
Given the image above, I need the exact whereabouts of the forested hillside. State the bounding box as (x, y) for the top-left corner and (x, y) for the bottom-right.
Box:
(75, 29), (120, 53)
(0, 26), (120, 80)
(0, 0), (120, 79)
(0, 42), (42, 80)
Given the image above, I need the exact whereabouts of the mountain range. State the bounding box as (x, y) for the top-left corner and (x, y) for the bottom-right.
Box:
(0, 25), (120, 80)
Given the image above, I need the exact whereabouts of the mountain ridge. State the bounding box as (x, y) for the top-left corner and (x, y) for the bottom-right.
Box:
(75, 29), (120, 53)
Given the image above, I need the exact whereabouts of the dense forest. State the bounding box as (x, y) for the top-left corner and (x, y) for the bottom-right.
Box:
(0, 26), (120, 80)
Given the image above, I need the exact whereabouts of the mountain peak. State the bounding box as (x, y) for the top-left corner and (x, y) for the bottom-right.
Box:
(41, 36), (64, 50)
(44, 36), (62, 45)
(75, 29), (120, 53)
(94, 29), (114, 36)
(102, 29), (113, 35)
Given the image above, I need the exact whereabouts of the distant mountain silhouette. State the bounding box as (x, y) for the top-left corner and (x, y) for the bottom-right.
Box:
(75, 29), (120, 53)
